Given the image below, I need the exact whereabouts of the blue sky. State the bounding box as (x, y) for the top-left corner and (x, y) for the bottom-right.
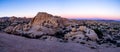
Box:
(0, 0), (120, 20)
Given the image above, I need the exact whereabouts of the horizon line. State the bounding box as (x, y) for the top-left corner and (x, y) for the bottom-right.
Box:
(0, 16), (120, 21)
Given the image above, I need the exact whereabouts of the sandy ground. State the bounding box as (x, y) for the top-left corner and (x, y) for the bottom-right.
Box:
(0, 32), (120, 52)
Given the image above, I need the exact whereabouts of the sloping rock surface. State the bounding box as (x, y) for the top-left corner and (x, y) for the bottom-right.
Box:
(0, 32), (96, 52)
(0, 32), (120, 52)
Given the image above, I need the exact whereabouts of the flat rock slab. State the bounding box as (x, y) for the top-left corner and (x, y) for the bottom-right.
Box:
(0, 32), (120, 52)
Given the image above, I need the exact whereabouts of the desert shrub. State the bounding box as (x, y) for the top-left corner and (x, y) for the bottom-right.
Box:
(54, 31), (64, 38)
(93, 29), (103, 39)
(35, 35), (43, 39)
(80, 42), (85, 44)
(116, 43), (120, 47)
(22, 34), (32, 38)
(90, 46), (96, 49)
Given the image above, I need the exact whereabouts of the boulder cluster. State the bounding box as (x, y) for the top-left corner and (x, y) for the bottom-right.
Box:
(3, 12), (120, 48)
(0, 16), (31, 31)
(4, 12), (78, 38)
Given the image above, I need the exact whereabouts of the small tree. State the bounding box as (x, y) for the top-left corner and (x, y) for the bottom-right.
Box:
(94, 28), (103, 39)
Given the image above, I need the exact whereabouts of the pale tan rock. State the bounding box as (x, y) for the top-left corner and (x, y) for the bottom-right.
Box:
(65, 25), (99, 42)
(79, 26), (99, 41)
(85, 28), (99, 41)
(13, 24), (23, 31)
(4, 26), (14, 33)
(64, 31), (84, 39)
(79, 26), (87, 31)
(71, 28), (77, 32)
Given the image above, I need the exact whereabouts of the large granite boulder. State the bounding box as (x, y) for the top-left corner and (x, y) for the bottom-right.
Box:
(64, 26), (99, 41)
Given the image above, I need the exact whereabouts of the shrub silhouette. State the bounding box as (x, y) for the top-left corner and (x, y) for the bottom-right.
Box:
(93, 29), (103, 39)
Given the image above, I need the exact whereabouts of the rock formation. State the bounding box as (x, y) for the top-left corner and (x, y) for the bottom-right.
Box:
(0, 16), (31, 31)
(64, 26), (99, 42)
(3, 12), (120, 49)
(4, 26), (14, 34)
(4, 12), (99, 45)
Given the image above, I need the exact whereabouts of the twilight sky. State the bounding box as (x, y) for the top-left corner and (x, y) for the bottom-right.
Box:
(0, 0), (120, 20)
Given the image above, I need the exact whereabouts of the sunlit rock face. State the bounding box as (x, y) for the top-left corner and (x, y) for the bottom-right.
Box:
(30, 12), (77, 28)
(33, 13), (62, 30)
(31, 12), (59, 27)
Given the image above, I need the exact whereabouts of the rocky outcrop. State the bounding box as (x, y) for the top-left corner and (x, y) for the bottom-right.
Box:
(65, 26), (99, 41)
(30, 12), (65, 28)
(3, 12), (64, 37)
(4, 26), (14, 34)
(24, 12), (64, 37)
(4, 12), (99, 41)
(3, 12), (120, 49)
(4, 24), (24, 35)
(0, 16), (31, 31)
